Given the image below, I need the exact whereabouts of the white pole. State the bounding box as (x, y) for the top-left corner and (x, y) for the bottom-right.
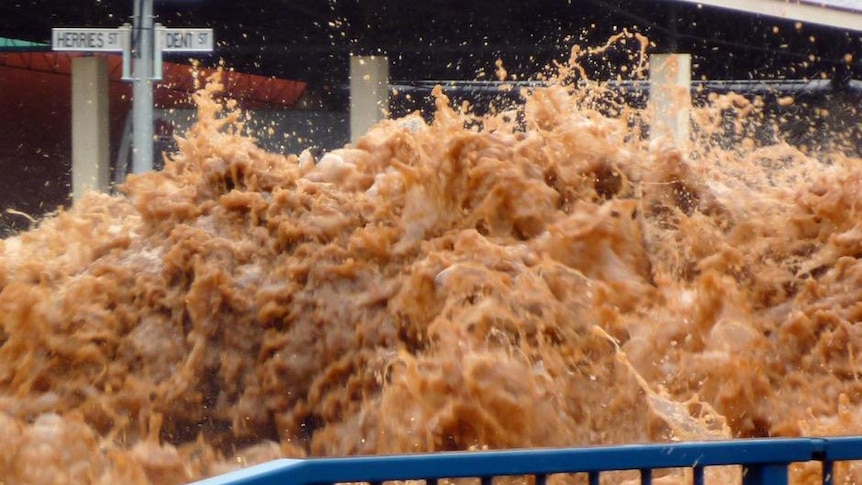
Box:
(350, 55), (390, 143)
(132, 0), (155, 173)
(649, 53), (692, 151)
(71, 56), (110, 201)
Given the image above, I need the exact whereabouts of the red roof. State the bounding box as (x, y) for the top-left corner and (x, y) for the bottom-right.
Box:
(0, 51), (307, 109)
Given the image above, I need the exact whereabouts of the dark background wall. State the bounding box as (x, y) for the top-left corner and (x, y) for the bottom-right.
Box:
(3, 0), (859, 91)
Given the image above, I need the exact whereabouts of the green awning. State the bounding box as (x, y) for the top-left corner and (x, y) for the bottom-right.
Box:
(0, 38), (49, 50)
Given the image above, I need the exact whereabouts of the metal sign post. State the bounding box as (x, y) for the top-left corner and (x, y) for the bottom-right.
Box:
(52, 0), (214, 177)
(131, 0), (155, 174)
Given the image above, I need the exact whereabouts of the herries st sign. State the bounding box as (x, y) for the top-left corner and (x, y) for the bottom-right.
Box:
(52, 28), (125, 51)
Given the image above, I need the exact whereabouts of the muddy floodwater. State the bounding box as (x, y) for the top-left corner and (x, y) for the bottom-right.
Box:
(1, 47), (861, 483)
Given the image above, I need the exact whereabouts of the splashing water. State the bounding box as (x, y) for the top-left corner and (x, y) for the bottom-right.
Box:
(0, 36), (861, 484)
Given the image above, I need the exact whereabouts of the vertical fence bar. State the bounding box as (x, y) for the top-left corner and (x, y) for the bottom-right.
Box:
(481, 476), (493, 485)
(742, 464), (789, 485)
(693, 466), (705, 485)
(534, 474), (547, 485)
(588, 471), (600, 485)
(640, 468), (652, 485)
(822, 460), (834, 485)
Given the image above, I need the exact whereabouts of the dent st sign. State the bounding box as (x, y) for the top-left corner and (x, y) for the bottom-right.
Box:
(158, 28), (214, 52)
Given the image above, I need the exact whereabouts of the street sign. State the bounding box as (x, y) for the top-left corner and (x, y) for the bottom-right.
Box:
(159, 28), (214, 52)
(152, 26), (214, 81)
(52, 25), (214, 80)
(52, 27), (214, 55)
(52, 28), (125, 52)
(52, 6), (216, 176)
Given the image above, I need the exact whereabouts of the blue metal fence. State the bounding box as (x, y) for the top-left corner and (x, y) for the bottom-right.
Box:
(191, 437), (862, 485)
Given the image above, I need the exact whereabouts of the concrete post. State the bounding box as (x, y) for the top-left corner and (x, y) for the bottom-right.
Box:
(649, 53), (692, 151)
(350, 55), (389, 143)
(71, 56), (110, 202)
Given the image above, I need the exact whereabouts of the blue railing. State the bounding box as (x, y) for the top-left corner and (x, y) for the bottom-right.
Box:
(191, 437), (862, 485)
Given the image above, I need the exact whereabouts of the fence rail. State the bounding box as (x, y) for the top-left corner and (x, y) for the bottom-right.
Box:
(191, 437), (862, 485)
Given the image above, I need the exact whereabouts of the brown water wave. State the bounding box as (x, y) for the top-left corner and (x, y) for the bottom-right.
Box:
(0, 65), (861, 483)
